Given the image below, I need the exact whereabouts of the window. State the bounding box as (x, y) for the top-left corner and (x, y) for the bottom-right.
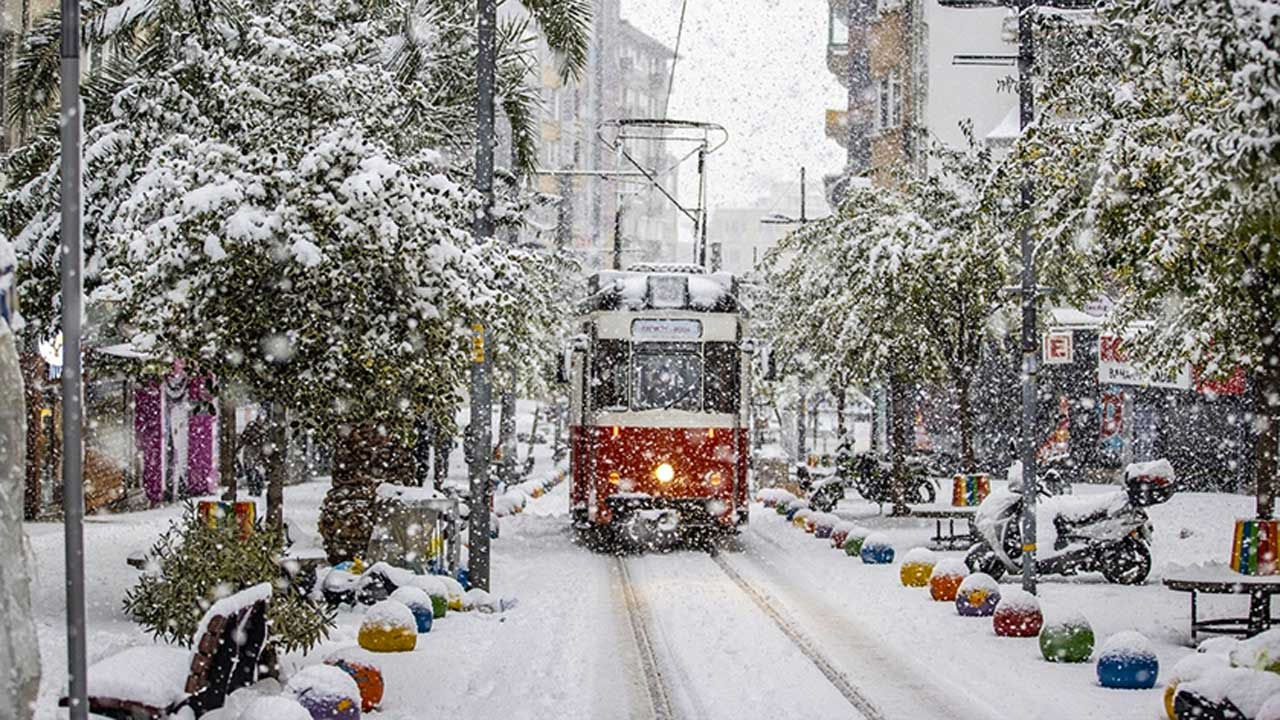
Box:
(631, 343), (702, 411)
(703, 342), (740, 414)
(879, 75), (891, 129)
(878, 71), (903, 131)
(592, 339), (630, 411)
(892, 72), (904, 127)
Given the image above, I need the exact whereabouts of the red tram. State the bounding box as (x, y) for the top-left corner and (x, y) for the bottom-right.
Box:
(565, 265), (752, 543)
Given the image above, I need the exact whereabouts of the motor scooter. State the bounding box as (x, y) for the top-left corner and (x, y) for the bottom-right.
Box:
(841, 452), (940, 506)
(965, 459), (1176, 585)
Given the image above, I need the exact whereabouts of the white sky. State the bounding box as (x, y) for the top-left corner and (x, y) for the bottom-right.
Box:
(620, 0), (845, 214)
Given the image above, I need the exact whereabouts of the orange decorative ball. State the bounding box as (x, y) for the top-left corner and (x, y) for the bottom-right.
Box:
(325, 657), (385, 712)
(929, 559), (969, 602)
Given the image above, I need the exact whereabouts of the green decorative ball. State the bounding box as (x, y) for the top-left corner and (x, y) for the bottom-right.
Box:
(430, 594), (448, 619)
(843, 535), (866, 557)
(1039, 618), (1095, 663)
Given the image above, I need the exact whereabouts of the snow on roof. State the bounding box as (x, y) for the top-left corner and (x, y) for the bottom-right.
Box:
(986, 105), (1022, 144)
(1048, 306), (1106, 329)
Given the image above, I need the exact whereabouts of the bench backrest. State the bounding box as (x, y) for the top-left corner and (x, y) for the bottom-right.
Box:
(181, 593), (270, 715)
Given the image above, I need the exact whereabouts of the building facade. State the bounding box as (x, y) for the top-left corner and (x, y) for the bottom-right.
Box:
(529, 0), (681, 270)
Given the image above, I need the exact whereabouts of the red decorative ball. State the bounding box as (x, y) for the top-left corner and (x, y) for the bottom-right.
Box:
(992, 589), (1044, 638)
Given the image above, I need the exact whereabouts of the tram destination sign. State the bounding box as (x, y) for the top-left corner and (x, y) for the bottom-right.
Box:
(632, 319), (703, 341)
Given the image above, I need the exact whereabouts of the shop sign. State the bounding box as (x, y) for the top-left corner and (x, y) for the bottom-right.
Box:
(1043, 331), (1074, 365)
(1097, 334), (1192, 389)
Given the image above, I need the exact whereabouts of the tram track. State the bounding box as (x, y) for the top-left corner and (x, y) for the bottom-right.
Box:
(616, 556), (680, 720)
(707, 546), (887, 720)
(616, 546), (883, 720)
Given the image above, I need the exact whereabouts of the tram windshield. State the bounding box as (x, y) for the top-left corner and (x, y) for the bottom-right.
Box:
(631, 345), (702, 411)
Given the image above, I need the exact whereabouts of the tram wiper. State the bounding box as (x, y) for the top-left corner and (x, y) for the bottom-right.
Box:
(660, 383), (699, 411)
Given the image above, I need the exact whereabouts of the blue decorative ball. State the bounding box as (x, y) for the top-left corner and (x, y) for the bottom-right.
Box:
(1097, 631), (1158, 689)
(860, 535), (895, 564)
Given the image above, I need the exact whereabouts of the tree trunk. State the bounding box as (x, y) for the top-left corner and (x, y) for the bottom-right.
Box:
(956, 373), (976, 473)
(265, 403), (286, 532)
(888, 368), (911, 516)
(218, 391), (237, 501)
(498, 389), (517, 484)
(834, 384), (847, 446)
(1256, 360), (1280, 519)
(525, 405), (541, 464)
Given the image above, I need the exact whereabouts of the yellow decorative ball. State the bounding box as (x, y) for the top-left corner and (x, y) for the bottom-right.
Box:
(899, 548), (938, 588)
(358, 600), (418, 653)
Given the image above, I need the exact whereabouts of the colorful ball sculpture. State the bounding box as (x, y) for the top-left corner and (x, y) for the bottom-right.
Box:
(955, 573), (1001, 617)
(794, 508), (813, 529)
(860, 533), (894, 564)
(324, 652), (385, 713)
(1039, 612), (1095, 663)
(357, 600), (418, 653)
(843, 532), (868, 557)
(286, 664), (362, 720)
(928, 558), (968, 602)
(813, 513), (837, 539)
(389, 587), (434, 633)
(830, 522), (854, 548)
(1097, 631), (1159, 689)
(993, 588), (1044, 637)
(899, 547), (938, 587)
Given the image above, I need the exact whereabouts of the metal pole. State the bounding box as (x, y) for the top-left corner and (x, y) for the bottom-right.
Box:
(612, 203), (623, 271)
(468, 0), (495, 592)
(800, 166), (807, 223)
(59, 0), (88, 716)
(696, 147), (708, 267)
(1016, 0), (1039, 596)
(797, 391), (807, 465)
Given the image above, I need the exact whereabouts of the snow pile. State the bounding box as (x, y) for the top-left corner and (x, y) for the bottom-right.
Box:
(994, 588), (1040, 612)
(930, 558), (968, 578)
(1042, 609), (1091, 631)
(861, 533), (891, 549)
(83, 645), (192, 709)
(1183, 667), (1280, 718)
(194, 582), (272, 642)
(463, 588), (503, 613)
(1099, 631), (1156, 660)
(238, 695), (312, 720)
(901, 547), (938, 565)
(389, 586), (432, 610)
(363, 599), (416, 631)
(1260, 695), (1280, 720)
(408, 574), (448, 598)
(1231, 628), (1280, 672)
(494, 490), (526, 517)
(957, 572), (999, 594)
(285, 664), (360, 710)
(1126, 458), (1175, 480)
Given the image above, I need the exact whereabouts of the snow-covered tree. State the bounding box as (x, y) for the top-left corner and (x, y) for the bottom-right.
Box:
(2, 0), (590, 542)
(1001, 0), (1280, 516)
(761, 139), (1010, 502)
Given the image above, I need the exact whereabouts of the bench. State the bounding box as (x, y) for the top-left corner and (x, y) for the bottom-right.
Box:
(909, 507), (979, 550)
(1163, 565), (1280, 642)
(62, 583), (271, 719)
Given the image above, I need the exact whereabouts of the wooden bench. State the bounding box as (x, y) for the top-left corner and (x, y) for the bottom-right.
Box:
(62, 583), (271, 719)
(1164, 566), (1280, 642)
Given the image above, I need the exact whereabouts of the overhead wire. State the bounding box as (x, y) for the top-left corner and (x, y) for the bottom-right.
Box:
(663, 0), (689, 119)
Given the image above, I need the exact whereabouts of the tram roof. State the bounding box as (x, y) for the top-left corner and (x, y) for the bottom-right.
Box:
(581, 268), (742, 314)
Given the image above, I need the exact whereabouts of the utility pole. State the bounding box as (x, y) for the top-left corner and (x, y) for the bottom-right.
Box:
(59, 0), (88, 716)
(1014, 0), (1040, 597)
(469, 0), (496, 593)
(936, 0), (1093, 596)
(612, 199), (624, 270)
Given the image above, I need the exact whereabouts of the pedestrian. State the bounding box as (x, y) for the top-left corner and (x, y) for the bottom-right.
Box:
(238, 414), (268, 496)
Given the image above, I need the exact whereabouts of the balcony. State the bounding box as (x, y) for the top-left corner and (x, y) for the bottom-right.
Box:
(825, 109), (850, 148)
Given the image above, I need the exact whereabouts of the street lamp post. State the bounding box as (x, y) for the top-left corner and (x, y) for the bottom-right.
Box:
(937, 0), (1092, 595)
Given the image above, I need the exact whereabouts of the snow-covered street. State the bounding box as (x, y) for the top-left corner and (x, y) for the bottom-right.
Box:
(25, 467), (1263, 719)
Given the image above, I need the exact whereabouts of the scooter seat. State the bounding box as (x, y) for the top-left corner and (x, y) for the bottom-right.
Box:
(1053, 509), (1110, 535)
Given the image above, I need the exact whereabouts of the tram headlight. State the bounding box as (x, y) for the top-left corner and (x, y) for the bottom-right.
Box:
(706, 471), (723, 487)
(655, 463), (675, 484)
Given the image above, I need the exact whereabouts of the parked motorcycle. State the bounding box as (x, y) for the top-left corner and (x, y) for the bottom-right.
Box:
(794, 465), (845, 512)
(840, 452), (940, 506)
(965, 459), (1177, 585)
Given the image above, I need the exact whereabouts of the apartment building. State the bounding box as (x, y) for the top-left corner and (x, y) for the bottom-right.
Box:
(530, 1), (681, 269)
(824, 0), (1016, 201)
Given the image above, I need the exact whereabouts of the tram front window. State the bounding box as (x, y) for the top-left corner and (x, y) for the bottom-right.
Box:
(632, 346), (702, 411)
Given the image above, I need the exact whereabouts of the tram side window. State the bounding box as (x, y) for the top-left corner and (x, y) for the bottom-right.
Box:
(592, 340), (630, 410)
(704, 342), (740, 414)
